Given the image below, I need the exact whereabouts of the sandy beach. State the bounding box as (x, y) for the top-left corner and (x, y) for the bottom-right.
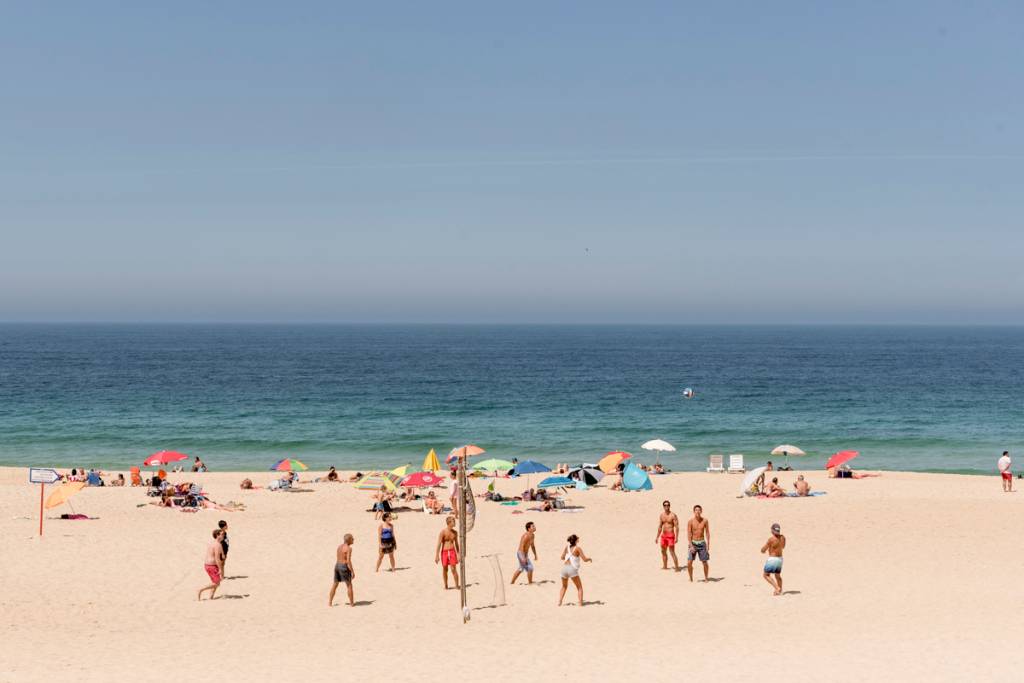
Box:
(1, 465), (1021, 682)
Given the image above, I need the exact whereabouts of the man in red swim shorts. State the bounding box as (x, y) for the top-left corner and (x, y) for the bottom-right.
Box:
(655, 500), (680, 571)
(998, 451), (1013, 493)
(434, 515), (461, 590)
(198, 528), (225, 601)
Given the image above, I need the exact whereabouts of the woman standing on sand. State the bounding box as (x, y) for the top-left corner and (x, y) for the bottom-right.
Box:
(376, 512), (397, 572)
(558, 534), (592, 607)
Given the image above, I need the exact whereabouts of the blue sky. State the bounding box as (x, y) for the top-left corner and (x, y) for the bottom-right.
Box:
(1, 2), (1022, 323)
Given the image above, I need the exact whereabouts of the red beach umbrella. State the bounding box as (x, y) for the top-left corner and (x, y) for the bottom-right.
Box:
(401, 471), (445, 488)
(144, 450), (189, 466)
(825, 450), (859, 469)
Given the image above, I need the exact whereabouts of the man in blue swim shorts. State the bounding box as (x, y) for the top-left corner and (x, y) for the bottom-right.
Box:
(760, 523), (786, 596)
(511, 521), (538, 585)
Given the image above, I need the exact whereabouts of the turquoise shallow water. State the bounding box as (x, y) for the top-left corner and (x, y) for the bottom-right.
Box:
(0, 324), (1021, 473)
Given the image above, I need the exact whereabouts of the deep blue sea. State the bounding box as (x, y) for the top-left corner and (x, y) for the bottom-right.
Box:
(0, 324), (1021, 474)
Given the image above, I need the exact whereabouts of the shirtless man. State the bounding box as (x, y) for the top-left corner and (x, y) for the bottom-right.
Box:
(765, 477), (784, 498)
(198, 529), (225, 601)
(329, 533), (356, 607)
(687, 505), (711, 581)
(760, 523), (786, 595)
(434, 516), (461, 589)
(655, 501), (680, 570)
(793, 475), (811, 496)
(510, 521), (538, 585)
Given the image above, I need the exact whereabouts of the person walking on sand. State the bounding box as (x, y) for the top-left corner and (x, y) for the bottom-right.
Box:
(511, 521), (538, 585)
(655, 500), (680, 571)
(760, 523), (786, 596)
(434, 515), (461, 589)
(447, 469), (460, 519)
(329, 533), (356, 607)
(217, 520), (230, 576)
(998, 451), (1012, 493)
(198, 529), (226, 601)
(558, 534), (592, 607)
(687, 504), (711, 582)
(375, 512), (397, 572)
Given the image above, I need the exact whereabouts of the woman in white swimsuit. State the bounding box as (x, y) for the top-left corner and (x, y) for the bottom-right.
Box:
(558, 534), (592, 607)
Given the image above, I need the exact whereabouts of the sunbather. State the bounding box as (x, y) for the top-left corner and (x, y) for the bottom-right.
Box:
(765, 477), (784, 498)
(793, 475), (811, 496)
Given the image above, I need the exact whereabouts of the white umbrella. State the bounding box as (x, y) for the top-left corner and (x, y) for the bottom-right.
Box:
(642, 439), (676, 464)
(741, 466), (768, 496)
(771, 444), (806, 469)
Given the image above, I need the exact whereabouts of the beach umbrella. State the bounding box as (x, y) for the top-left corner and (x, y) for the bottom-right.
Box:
(144, 450), (188, 466)
(826, 450), (860, 470)
(401, 471), (445, 488)
(422, 449), (441, 472)
(642, 439), (676, 465)
(353, 471), (400, 491)
(567, 467), (604, 486)
(447, 444), (485, 464)
(45, 482), (86, 509)
(538, 476), (574, 489)
(390, 464), (413, 478)
(511, 460), (551, 475)
(270, 458), (308, 472)
(771, 444), (806, 469)
(741, 466), (768, 495)
(598, 451), (632, 474)
(473, 458), (514, 473)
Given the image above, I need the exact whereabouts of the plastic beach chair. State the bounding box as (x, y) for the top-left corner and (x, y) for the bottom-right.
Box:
(706, 455), (725, 473)
(130, 467), (143, 486)
(727, 454), (745, 473)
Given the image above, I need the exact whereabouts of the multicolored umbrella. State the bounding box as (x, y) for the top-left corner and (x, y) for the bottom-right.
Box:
(598, 451), (632, 474)
(45, 482), (86, 509)
(353, 471), (400, 491)
(401, 471), (445, 488)
(826, 450), (859, 470)
(390, 464), (413, 478)
(144, 450), (188, 466)
(270, 458), (308, 472)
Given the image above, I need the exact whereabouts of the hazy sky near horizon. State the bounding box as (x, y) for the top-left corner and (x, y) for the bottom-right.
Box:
(2, 2), (1022, 323)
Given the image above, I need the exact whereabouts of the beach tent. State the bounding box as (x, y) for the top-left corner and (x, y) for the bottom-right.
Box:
(353, 471), (400, 491)
(422, 449), (441, 472)
(622, 462), (653, 491)
(567, 467), (604, 486)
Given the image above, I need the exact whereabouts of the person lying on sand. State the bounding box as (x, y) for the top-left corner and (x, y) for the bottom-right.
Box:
(349, 472), (363, 482)
(827, 466), (881, 479)
(326, 467), (339, 482)
(793, 475), (811, 496)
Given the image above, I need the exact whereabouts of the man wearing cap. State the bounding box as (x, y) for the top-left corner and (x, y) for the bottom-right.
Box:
(760, 523), (786, 595)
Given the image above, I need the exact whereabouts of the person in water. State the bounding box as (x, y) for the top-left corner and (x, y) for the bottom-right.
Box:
(329, 533), (356, 607)
(375, 512), (397, 572)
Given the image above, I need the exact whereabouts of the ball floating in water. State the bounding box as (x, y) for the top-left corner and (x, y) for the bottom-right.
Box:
(682, 388), (695, 399)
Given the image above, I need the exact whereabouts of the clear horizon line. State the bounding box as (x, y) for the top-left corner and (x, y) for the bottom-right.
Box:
(1, 320), (1022, 327)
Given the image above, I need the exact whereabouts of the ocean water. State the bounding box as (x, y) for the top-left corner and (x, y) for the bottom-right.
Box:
(0, 324), (1021, 474)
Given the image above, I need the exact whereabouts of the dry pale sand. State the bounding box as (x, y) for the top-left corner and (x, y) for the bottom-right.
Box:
(1, 465), (1022, 682)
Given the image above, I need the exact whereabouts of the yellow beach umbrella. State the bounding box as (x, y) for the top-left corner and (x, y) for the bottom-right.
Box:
(45, 482), (86, 509)
(390, 464), (412, 478)
(422, 448), (441, 472)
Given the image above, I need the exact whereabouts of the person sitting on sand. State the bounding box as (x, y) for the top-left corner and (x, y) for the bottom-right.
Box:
(326, 466), (339, 482)
(240, 478), (253, 489)
(349, 472), (363, 482)
(401, 486), (418, 503)
(111, 473), (125, 487)
(766, 477), (784, 498)
(424, 490), (443, 514)
(376, 513), (397, 572)
(434, 516), (461, 589)
(793, 475), (811, 496)
(653, 463), (666, 474)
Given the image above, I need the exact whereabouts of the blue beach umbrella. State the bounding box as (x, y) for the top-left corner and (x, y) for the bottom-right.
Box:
(538, 476), (574, 489)
(511, 460), (551, 475)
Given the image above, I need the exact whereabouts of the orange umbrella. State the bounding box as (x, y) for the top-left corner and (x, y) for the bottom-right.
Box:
(45, 482), (86, 509)
(447, 444), (485, 464)
(598, 451), (632, 474)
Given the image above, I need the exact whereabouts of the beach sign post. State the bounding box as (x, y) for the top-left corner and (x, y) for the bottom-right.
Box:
(29, 468), (60, 537)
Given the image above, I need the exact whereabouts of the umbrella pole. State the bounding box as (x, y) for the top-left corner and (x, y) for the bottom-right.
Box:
(458, 455), (468, 623)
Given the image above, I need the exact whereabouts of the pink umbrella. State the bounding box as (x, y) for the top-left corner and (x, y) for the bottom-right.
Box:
(401, 471), (445, 488)
(446, 444), (485, 464)
(144, 451), (189, 466)
(825, 450), (859, 469)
